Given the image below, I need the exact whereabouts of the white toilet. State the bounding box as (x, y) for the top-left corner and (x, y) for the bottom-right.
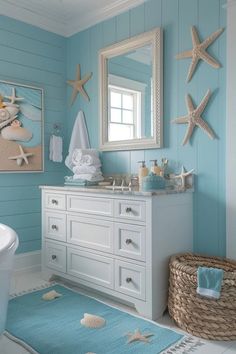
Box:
(0, 224), (19, 335)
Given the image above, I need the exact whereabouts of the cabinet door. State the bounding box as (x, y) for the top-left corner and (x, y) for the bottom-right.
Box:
(45, 241), (66, 273)
(67, 195), (113, 217)
(115, 260), (146, 300)
(67, 215), (113, 254)
(67, 247), (114, 289)
(45, 212), (66, 242)
(114, 223), (146, 261)
(114, 200), (146, 222)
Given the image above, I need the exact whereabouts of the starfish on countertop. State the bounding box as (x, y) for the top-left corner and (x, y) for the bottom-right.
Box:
(67, 64), (92, 105)
(126, 329), (154, 344)
(172, 89), (215, 145)
(176, 26), (224, 82)
(8, 145), (34, 166)
(5, 88), (24, 105)
(174, 166), (194, 189)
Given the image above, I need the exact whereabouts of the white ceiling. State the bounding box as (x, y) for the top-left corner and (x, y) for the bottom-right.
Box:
(0, 0), (145, 37)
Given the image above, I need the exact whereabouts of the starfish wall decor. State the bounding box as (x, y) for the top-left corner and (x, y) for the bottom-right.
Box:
(67, 64), (92, 105)
(172, 89), (215, 145)
(8, 144), (34, 166)
(5, 88), (24, 105)
(176, 26), (224, 82)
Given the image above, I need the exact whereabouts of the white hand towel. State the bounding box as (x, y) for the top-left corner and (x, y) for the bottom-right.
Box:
(73, 165), (101, 175)
(65, 111), (90, 171)
(71, 148), (99, 166)
(49, 135), (63, 163)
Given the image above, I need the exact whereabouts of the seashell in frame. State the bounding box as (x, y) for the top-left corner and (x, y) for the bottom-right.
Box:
(1, 126), (32, 142)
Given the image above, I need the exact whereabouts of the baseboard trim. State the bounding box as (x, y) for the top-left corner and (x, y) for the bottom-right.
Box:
(14, 251), (41, 274)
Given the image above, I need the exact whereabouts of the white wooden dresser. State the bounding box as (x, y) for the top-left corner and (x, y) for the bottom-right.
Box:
(40, 185), (193, 320)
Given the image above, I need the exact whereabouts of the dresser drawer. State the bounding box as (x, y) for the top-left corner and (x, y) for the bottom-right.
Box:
(67, 248), (114, 289)
(114, 223), (146, 262)
(115, 260), (145, 300)
(45, 241), (66, 273)
(45, 212), (66, 242)
(67, 215), (113, 253)
(114, 200), (146, 222)
(45, 193), (66, 210)
(67, 195), (113, 217)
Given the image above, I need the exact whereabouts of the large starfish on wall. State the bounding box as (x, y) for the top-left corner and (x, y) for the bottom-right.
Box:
(67, 64), (92, 105)
(172, 89), (215, 145)
(176, 26), (224, 82)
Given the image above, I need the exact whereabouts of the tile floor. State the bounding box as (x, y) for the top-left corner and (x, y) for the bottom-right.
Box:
(0, 271), (236, 354)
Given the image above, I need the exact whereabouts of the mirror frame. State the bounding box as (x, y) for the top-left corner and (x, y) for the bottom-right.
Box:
(99, 27), (163, 151)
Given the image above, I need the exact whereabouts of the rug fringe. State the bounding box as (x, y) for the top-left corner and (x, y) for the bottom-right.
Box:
(10, 281), (56, 299)
(161, 335), (205, 354)
(4, 331), (39, 354)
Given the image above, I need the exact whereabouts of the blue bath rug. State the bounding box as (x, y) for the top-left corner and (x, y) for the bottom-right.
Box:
(5, 284), (203, 354)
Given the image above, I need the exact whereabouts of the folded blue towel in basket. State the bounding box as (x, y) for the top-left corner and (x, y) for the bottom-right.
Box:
(197, 266), (224, 299)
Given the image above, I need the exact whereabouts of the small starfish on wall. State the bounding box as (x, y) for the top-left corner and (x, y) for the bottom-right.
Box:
(67, 64), (92, 105)
(8, 145), (34, 166)
(176, 26), (224, 82)
(126, 329), (154, 344)
(174, 166), (194, 189)
(172, 89), (215, 145)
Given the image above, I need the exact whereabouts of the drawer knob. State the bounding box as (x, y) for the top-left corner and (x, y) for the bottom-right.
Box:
(125, 238), (132, 245)
(125, 207), (132, 213)
(52, 199), (58, 205)
(51, 255), (57, 260)
(126, 277), (132, 283)
(51, 224), (58, 230)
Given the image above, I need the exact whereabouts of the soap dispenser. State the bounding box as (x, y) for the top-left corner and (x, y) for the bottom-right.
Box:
(150, 160), (161, 176)
(138, 161), (148, 185)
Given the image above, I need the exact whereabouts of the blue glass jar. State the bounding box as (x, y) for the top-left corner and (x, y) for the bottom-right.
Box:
(142, 172), (166, 191)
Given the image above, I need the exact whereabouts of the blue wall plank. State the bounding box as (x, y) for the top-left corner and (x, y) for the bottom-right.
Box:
(66, 0), (226, 256)
(0, 16), (67, 254)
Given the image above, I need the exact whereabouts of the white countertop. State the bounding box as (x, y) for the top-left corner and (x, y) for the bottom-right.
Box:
(39, 184), (193, 197)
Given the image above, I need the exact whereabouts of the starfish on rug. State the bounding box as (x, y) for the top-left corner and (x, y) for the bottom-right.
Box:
(176, 26), (224, 82)
(172, 89), (215, 145)
(126, 329), (154, 344)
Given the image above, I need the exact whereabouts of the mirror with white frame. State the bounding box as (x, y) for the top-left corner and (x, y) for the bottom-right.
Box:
(99, 28), (163, 151)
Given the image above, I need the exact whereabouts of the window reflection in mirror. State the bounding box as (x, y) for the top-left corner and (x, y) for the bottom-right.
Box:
(107, 44), (153, 142)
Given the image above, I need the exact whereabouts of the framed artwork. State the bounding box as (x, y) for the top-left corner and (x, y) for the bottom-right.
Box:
(0, 80), (44, 172)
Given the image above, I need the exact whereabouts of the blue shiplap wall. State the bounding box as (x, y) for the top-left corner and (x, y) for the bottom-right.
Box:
(67, 0), (226, 256)
(0, 16), (67, 253)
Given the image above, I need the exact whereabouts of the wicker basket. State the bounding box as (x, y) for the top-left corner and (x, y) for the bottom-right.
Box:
(168, 253), (236, 340)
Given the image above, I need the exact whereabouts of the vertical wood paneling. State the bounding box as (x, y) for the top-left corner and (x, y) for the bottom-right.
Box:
(218, 0), (226, 256)
(0, 16), (67, 254)
(116, 12), (130, 41)
(196, 0), (221, 255)
(66, 0), (226, 256)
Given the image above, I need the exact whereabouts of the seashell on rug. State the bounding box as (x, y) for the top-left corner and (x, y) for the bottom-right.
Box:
(80, 313), (106, 329)
(42, 290), (62, 301)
